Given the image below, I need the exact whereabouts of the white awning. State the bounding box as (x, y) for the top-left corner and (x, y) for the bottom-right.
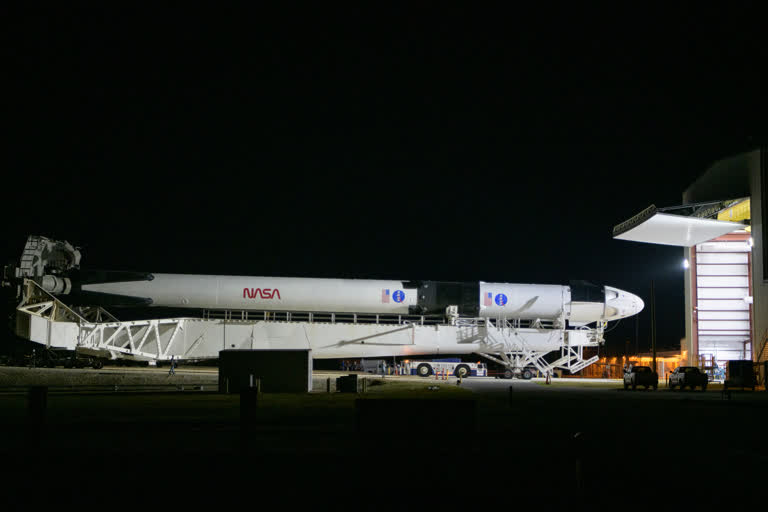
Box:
(613, 211), (746, 247)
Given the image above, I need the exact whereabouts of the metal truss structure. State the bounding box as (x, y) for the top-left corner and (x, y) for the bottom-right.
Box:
(461, 317), (602, 377)
(13, 279), (604, 376)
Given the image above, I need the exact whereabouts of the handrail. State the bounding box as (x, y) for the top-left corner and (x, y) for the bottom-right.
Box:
(201, 309), (445, 325)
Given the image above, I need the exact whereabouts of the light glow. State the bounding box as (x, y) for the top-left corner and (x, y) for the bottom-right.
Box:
(683, 258), (689, 269)
(583, 351), (688, 379)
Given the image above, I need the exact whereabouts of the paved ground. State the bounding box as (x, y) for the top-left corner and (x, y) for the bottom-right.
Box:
(0, 367), (765, 506)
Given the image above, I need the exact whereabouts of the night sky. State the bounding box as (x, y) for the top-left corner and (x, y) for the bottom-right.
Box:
(3, 7), (764, 354)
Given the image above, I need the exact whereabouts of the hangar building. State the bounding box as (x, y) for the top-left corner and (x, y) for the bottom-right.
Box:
(614, 147), (768, 373)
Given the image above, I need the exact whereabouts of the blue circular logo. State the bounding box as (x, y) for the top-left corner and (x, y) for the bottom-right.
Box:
(393, 290), (405, 303)
(495, 294), (507, 306)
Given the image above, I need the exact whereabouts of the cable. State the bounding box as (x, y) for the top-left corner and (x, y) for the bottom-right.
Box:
(603, 318), (622, 333)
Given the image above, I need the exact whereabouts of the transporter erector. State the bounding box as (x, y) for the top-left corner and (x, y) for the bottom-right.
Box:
(2, 236), (643, 377)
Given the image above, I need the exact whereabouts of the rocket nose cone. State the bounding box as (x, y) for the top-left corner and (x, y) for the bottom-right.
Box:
(633, 294), (645, 315)
(604, 286), (644, 320)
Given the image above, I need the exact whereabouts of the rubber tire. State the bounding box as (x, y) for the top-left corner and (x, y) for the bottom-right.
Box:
(521, 369), (533, 380)
(92, 360), (104, 370)
(503, 369), (514, 379)
(417, 363), (432, 377)
(701, 383), (707, 392)
(624, 382), (629, 390)
(455, 365), (470, 378)
(669, 381), (675, 390)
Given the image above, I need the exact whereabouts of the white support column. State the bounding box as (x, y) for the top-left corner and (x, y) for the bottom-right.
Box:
(161, 321), (184, 358)
(154, 323), (162, 358)
(136, 323), (153, 352)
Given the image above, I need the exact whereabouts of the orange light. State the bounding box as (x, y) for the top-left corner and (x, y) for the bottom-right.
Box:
(584, 350), (688, 379)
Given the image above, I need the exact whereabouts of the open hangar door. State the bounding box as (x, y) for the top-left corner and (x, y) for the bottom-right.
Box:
(613, 199), (752, 376)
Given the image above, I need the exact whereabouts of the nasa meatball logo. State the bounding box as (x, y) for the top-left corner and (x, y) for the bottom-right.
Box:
(495, 293), (507, 306)
(392, 290), (405, 303)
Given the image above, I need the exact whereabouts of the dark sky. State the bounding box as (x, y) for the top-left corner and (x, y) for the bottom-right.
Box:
(3, 7), (764, 353)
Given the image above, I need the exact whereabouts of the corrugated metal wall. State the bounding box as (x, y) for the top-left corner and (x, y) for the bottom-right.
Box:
(694, 235), (752, 366)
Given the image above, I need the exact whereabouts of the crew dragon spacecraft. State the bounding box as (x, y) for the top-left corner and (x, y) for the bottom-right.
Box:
(4, 236), (643, 375)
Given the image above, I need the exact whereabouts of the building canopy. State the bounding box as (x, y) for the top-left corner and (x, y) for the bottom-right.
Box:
(613, 203), (747, 247)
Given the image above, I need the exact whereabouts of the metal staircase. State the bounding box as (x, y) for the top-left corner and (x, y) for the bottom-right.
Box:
(474, 318), (601, 377)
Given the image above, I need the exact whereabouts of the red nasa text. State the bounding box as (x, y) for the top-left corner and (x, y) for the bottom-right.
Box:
(243, 288), (282, 300)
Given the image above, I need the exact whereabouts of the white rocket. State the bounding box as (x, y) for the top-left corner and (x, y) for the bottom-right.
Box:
(4, 237), (646, 370)
(6, 236), (643, 326)
(73, 275), (642, 325)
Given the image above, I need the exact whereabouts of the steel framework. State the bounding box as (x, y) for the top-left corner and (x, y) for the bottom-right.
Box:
(13, 279), (603, 375)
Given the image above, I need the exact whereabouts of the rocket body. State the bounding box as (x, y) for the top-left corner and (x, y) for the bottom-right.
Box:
(83, 274), (417, 314)
(79, 274), (643, 324)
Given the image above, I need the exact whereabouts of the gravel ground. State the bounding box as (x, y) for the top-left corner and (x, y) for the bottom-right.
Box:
(0, 365), (219, 389)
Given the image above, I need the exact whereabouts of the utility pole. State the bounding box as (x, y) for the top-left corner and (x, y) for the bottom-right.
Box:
(625, 339), (630, 370)
(634, 313), (639, 356)
(651, 279), (657, 374)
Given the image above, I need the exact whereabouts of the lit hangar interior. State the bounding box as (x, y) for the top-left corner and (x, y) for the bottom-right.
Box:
(614, 148), (768, 374)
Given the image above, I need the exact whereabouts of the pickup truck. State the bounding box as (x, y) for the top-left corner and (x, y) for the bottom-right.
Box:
(668, 366), (708, 391)
(623, 365), (658, 390)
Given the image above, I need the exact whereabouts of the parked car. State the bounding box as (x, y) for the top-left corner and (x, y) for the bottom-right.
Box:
(623, 365), (658, 390)
(668, 366), (708, 391)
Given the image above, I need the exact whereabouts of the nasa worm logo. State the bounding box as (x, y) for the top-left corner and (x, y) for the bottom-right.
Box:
(495, 293), (507, 306)
(392, 290), (405, 303)
(243, 288), (281, 300)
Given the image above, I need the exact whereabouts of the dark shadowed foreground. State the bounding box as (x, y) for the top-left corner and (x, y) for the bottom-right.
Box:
(1, 376), (765, 507)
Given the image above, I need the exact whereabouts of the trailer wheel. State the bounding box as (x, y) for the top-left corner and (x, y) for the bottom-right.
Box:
(416, 364), (432, 377)
(503, 369), (514, 379)
(92, 360), (104, 370)
(521, 369), (533, 380)
(455, 365), (470, 378)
